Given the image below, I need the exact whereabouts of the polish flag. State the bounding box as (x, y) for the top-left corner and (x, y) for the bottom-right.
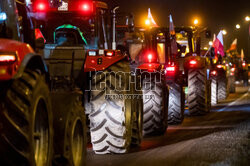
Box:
(213, 31), (224, 56)
(227, 39), (237, 52)
(148, 8), (158, 27)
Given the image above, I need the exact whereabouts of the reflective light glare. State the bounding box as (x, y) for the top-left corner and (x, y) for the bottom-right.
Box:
(189, 60), (197, 65)
(209, 41), (213, 46)
(242, 62), (246, 67)
(91, 60), (95, 64)
(236, 24), (241, 29)
(0, 12), (7, 21)
(0, 55), (16, 62)
(231, 68), (236, 72)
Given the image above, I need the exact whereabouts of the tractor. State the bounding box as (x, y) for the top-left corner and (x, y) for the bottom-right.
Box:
(30, 0), (143, 155)
(165, 26), (212, 122)
(116, 26), (169, 136)
(0, 1), (143, 166)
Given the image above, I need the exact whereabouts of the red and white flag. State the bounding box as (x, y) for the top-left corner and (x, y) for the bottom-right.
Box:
(169, 15), (178, 55)
(148, 8), (158, 27)
(227, 39), (237, 52)
(213, 31), (224, 56)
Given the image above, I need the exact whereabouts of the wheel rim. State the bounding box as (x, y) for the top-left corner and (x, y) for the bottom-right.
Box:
(34, 98), (49, 166)
(72, 119), (84, 166)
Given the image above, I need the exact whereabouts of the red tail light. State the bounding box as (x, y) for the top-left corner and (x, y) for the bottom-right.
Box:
(231, 68), (236, 72)
(105, 51), (114, 57)
(189, 60), (197, 65)
(216, 65), (223, 68)
(0, 54), (16, 63)
(166, 66), (175, 72)
(211, 70), (217, 76)
(34, 1), (49, 12)
(147, 54), (153, 61)
(78, 1), (93, 13)
(242, 62), (246, 67)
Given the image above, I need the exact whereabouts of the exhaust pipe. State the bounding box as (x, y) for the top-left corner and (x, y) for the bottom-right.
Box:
(112, 6), (119, 50)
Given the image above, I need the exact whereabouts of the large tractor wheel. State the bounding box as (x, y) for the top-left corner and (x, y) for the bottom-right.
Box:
(52, 93), (87, 166)
(228, 76), (236, 93)
(131, 75), (143, 146)
(168, 83), (185, 125)
(211, 76), (218, 105)
(0, 70), (53, 166)
(217, 71), (228, 101)
(188, 68), (210, 115)
(142, 73), (168, 136)
(88, 60), (142, 154)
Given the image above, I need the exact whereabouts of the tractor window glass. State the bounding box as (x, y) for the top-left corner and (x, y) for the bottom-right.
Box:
(176, 31), (190, 53)
(0, 4), (7, 37)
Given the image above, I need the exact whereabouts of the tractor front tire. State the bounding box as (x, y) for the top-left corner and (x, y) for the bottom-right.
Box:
(0, 70), (53, 166)
(211, 76), (218, 105)
(89, 60), (141, 154)
(228, 76), (236, 93)
(142, 73), (168, 136)
(168, 83), (185, 125)
(217, 71), (228, 101)
(188, 68), (210, 115)
(52, 93), (87, 166)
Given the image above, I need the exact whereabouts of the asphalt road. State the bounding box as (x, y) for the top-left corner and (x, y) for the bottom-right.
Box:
(87, 86), (250, 166)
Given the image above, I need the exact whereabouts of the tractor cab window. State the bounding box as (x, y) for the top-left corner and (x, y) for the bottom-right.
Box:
(0, 3), (8, 38)
(54, 25), (88, 46)
(176, 31), (190, 54)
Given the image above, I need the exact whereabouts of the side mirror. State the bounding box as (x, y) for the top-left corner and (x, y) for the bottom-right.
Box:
(35, 38), (45, 49)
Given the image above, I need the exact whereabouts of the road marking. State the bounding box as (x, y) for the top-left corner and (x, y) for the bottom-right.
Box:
(217, 87), (250, 112)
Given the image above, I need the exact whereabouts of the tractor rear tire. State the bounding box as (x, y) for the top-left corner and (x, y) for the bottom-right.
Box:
(217, 71), (228, 101)
(142, 73), (168, 136)
(228, 76), (236, 93)
(188, 68), (210, 115)
(211, 76), (218, 105)
(52, 93), (87, 166)
(0, 70), (53, 166)
(168, 83), (185, 125)
(88, 60), (142, 154)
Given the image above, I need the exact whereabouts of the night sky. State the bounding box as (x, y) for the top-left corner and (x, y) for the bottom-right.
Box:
(104, 0), (250, 59)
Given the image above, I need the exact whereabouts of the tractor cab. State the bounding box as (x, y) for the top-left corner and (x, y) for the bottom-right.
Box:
(29, 0), (113, 89)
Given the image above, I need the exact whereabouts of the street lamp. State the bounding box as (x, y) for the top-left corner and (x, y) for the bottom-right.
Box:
(245, 16), (250, 22)
(236, 24), (241, 29)
(145, 19), (151, 26)
(194, 19), (199, 25)
(222, 29), (227, 35)
(209, 41), (213, 46)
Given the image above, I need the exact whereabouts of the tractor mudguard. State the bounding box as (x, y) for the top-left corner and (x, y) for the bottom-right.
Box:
(137, 63), (161, 72)
(0, 39), (48, 80)
(184, 56), (210, 70)
(84, 50), (127, 72)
